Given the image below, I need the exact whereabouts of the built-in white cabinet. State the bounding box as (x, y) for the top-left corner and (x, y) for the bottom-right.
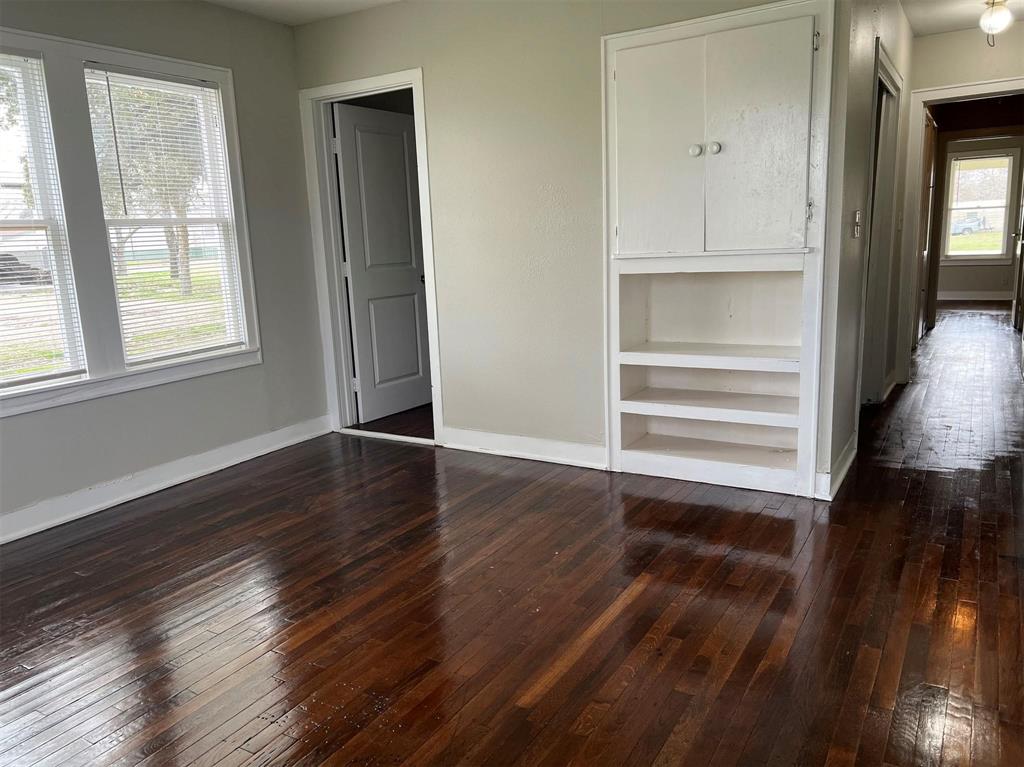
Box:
(611, 14), (816, 256)
(605, 0), (833, 497)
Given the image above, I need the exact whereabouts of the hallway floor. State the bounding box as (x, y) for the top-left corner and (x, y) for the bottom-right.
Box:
(1, 307), (1022, 766)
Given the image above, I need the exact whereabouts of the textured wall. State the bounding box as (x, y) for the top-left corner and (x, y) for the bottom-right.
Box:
(0, 2), (325, 514)
(295, 0), (766, 447)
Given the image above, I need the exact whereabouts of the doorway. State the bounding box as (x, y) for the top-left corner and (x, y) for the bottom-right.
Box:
(332, 90), (434, 440)
(299, 70), (442, 446)
(919, 95), (1024, 328)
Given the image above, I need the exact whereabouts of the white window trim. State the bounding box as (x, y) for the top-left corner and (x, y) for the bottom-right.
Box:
(940, 146), (1019, 264)
(0, 28), (260, 418)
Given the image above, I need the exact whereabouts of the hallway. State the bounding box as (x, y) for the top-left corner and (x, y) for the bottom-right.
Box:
(1, 307), (1022, 766)
(859, 302), (1023, 470)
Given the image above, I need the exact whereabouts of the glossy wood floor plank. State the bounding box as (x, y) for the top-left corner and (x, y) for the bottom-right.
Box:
(1, 305), (1022, 766)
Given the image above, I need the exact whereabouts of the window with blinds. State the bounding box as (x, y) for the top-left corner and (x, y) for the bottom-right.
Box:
(85, 68), (247, 365)
(0, 53), (85, 387)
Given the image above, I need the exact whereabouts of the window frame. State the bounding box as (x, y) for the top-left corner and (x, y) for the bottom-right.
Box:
(0, 49), (86, 387)
(0, 28), (260, 418)
(940, 146), (1020, 265)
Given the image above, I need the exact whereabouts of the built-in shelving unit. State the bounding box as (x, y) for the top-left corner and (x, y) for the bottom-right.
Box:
(604, 0), (832, 497)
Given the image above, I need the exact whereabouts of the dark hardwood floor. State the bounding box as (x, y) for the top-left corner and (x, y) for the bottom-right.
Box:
(1, 306), (1021, 766)
(352, 404), (434, 440)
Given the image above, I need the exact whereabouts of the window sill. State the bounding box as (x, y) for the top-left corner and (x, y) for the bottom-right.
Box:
(0, 347), (261, 418)
(941, 257), (1013, 267)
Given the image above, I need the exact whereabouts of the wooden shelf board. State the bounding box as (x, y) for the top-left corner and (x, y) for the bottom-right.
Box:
(615, 253), (805, 275)
(613, 247), (811, 259)
(620, 387), (799, 427)
(623, 433), (797, 471)
(619, 341), (800, 372)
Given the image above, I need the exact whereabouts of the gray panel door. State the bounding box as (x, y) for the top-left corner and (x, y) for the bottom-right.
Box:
(334, 103), (431, 423)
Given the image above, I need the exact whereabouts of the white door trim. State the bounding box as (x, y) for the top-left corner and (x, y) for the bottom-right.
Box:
(897, 75), (1024, 383)
(299, 69), (443, 443)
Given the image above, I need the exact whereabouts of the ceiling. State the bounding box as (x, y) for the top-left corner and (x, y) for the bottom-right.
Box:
(902, 0), (1024, 36)
(204, 0), (401, 26)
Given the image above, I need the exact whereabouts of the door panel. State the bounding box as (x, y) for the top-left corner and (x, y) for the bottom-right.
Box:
(369, 293), (423, 384)
(334, 103), (431, 423)
(613, 35), (705, 255)
(862, 87), (899, 404)
(705, 16), (814, 251)
(357, 129), (416, 269)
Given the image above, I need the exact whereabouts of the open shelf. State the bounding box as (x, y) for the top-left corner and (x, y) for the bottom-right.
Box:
(623, 433), (797, 471)
(618, 341), (800, 372)
(620, 386), (799, 428)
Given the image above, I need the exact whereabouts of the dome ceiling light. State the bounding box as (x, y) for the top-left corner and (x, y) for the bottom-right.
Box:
(980, 0), (1014, 45)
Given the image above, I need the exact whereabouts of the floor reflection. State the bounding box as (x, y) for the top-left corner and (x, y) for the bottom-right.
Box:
(1, 305), (1021, 765)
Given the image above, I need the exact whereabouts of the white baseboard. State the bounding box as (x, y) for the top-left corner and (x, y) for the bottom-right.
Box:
(814, 430), (857, 501)
(337, 427), (435, 447)
(0, 416), (332, 544)
(437, 426), (608, 470)
(937, 290), (1012, 301)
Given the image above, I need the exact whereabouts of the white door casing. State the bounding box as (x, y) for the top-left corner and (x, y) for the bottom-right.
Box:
(333, 103), (431, 423)
(704, 16), (815, 251)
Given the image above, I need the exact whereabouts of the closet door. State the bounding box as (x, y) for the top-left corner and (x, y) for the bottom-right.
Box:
(704, 16), (814, 251)
(613, 36), (705, 256)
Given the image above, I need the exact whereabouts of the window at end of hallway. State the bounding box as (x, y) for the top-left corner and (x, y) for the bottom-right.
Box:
(942, 152), (1015, 261)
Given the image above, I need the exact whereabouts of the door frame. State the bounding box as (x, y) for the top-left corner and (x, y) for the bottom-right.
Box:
(855, 38), (903, 410)
(896, 75), (1024, 383)
(299, 69), (442, 445)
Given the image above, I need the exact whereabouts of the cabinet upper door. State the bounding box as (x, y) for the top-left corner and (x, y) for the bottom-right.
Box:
(705, 16), (815, 251)
(613, 35), (706, 256)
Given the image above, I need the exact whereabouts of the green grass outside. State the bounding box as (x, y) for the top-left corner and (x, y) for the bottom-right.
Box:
(2, 266), (231, 377)
(124, 322), (227, 359)
(948, 230), (1003, 254)
(0, 343), (66, 379)
(117, 268), (224, 302)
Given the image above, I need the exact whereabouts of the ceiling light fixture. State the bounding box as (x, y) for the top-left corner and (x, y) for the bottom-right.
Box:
(980, 0), (1014, 46)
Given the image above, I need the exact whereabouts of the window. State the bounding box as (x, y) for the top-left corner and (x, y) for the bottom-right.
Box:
(0, 29), (258, 416)
(0, 53), (85, 387)
(942, 151), (1016, 261)
(85, 68), (247, 365)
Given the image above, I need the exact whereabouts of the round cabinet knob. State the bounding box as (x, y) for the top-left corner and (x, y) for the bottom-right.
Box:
(708, 141), (722, 155)
(688, 143), (704, 157)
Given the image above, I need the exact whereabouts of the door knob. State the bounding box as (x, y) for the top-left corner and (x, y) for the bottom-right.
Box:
(688, 143), (704, 157)
(708, 141), (722, 155)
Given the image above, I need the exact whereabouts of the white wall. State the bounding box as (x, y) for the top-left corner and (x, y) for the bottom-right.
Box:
(0, 2), (326, 516)
(818, 0), (913, 471)
(294, 0), (770, 449)
(911, 24), (1024, 91)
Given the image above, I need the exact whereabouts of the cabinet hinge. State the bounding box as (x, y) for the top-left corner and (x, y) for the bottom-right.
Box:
(615, 225), (619, 238)
(351, 377), (360, 393)
(806, 200), (814, 221)
(812, 30), (821, 51)
(332, 137), (342, 154)
(612, 69), (616, 80)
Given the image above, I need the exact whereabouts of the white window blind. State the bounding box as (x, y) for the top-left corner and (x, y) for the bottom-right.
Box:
(85, 67), (247, 365)
(0, 53), (84, 387)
